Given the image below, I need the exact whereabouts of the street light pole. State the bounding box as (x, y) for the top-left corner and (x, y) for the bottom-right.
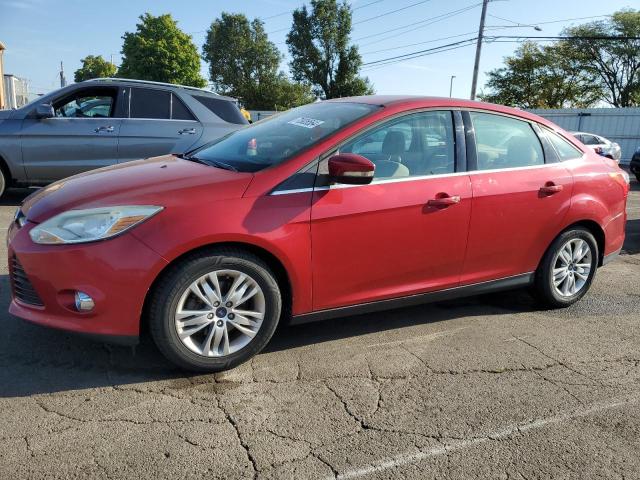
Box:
(470, 0), (489, 100)
(449, 75), (456, 97)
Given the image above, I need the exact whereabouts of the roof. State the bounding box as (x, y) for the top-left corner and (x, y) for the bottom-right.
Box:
(84, 78), (236, 101)
(325, 95), (562, 131)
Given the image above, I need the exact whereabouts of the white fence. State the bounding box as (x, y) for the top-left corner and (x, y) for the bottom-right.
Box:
(528, 108), (640, 165)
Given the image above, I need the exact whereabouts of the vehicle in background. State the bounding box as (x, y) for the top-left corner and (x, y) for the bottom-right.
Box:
(571, 131), (621, 162)
(630, 147), (640, 182)
(8, 96), (629, 371)
(0, 78), (247, 197)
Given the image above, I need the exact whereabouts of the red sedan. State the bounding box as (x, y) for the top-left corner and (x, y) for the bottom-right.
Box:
(8, 96), (630, 371)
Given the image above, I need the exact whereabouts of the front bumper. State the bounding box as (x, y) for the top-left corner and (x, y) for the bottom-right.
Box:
(7, 220), (168, 341)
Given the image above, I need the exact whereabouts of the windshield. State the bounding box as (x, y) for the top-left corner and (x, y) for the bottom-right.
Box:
(187, 102), (380, 172)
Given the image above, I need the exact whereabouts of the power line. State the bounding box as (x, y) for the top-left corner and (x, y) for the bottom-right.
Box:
(354, 0), (431, 25)
(362, 37), (478, 66)
(487, 35), (640, 40)
(356, 3), (482, 46)
(354, 0), (386, 11)
(361, 30), (479, 55)
(488, 13), (610, 28)
(362, 41), (476, 71)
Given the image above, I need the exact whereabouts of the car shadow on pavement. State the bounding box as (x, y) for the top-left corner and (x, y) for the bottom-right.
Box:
(0, 188), (33, 207)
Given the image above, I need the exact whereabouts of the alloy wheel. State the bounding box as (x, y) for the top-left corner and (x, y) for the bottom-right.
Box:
(551, 238), (593, 298)
(174, 269), (266, 357)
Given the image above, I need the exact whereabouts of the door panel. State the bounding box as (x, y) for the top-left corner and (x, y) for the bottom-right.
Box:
(310, 175), (472, 311)
(117, 119), (203, 162)
(20, 118), (121, 182)
(462, 164), (573, 285)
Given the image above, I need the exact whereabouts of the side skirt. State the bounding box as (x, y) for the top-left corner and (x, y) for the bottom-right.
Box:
(291, 272), (535, 325)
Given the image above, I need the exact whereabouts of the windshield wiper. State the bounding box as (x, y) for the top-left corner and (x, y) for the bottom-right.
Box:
(179, 154), (238, 172)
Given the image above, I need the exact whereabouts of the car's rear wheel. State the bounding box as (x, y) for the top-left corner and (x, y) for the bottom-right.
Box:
(148, 249), (281, 371)
(534, 228), (598, 308)
(0, 168), (6, 198)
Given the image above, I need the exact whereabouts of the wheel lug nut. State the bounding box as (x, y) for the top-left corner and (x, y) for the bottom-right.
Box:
(213, 301), (220, 307)
(228, 313), (235, 320)
(207, 313), (214, 319)
(216, 320), (223, 327)
(226, 302), (232, 307)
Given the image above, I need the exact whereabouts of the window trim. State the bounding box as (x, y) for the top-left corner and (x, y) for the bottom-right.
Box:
(540, 126), (586, 162)
(44, 86), (120, 119)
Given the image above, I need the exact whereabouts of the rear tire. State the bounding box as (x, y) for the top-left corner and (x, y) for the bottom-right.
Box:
(534, 228), (598, 308)
(148, 249), (282, 372)
(0, 169), (6, 198)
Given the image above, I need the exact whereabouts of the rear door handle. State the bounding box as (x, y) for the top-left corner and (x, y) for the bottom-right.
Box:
(94, 125), (114, 133)
(539, 183), (563, 195)
(427, 194), (461, 207)
(178, 128), (196, 135)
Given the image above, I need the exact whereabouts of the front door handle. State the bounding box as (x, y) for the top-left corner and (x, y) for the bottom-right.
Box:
(427, 194), (461, 207)
(94, 125), (114, 133)
(178, 128), (197, 135)
(539, 182), (563, 195)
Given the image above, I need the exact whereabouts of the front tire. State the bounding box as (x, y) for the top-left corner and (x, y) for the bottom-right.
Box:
(148, 249), (282, 372)
(0, 169), (6, 198)
(534, 228), (598, 308)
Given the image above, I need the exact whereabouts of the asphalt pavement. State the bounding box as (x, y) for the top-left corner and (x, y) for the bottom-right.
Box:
(0, 178), (638, 479)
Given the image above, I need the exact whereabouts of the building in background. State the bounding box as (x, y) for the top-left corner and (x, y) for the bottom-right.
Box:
(3, 74), (29, 109)
(0, 41), (6, 109)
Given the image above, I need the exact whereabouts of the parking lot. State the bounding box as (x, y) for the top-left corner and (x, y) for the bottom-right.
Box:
(0, 178), (637, 479)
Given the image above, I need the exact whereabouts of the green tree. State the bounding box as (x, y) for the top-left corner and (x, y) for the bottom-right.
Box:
(118, 13), (205, 87)
(286, 0), (373, 99)
(74, 55), (117, 83)
(202, 13), (314, 110)
(561, 9), (640, 107)
(480, 42), (601, 108)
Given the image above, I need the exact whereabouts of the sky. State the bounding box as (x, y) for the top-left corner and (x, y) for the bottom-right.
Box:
(0, 0), (636, 100)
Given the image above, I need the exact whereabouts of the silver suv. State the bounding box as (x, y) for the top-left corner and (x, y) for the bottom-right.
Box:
(0, 78), (247, 196)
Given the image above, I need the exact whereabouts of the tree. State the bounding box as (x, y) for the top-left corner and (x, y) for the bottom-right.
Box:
(118, 13), (206, 87)
(480, 42), (601, 108)
(287, 0), (373, 99)
(203, 13), (314, 110)
(74, 55), (117, 82)
(561, 9), (640, 107)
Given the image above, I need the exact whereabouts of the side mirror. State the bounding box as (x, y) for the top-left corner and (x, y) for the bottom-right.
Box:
(328, 153), (375, 185)
(35, 104), (54, 119)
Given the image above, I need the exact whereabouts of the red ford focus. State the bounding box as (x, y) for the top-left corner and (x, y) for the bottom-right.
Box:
(8, 96), (629, 371)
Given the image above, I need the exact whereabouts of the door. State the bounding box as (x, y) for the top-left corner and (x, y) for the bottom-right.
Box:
(461, 111), (574, 285)
(117, 88), (203, 163)
(20, 86), (121, 182)
(310, 110), (472, 311)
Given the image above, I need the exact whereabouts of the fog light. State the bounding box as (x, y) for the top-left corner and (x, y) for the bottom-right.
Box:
(75, 291), (95, 311)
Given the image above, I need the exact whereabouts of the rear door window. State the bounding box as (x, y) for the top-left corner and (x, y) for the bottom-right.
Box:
(470, 112), (544, 170)
(171, 94), (196, 121)
(130, 88), (171, 119)
(544, 129), (584, 161)
(192, 95), (247, 124)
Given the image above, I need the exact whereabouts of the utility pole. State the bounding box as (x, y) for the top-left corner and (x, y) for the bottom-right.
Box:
(59, 61), (67, 87)
(470, 0), (488, 100)
(449, 75), (456, 97)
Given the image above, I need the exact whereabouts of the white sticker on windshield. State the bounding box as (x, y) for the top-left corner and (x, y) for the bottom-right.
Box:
(287, 117), (325, 129)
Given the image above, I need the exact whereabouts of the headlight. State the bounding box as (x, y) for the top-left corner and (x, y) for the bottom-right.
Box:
(29, 206), (163, 245)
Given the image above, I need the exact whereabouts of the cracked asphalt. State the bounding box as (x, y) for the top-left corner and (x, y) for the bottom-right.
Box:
(1, 177), (638, 480)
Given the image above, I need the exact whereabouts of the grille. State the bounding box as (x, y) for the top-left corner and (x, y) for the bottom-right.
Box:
(10, 256), (44, 306)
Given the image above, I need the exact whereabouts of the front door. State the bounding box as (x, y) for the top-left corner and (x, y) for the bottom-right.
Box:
(310, 110), (472, 311)
(20, 86), (121, 182)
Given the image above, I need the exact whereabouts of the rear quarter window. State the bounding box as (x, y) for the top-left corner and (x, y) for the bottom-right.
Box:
(544, 129), (584, 161)
(192, 95), (247, 125)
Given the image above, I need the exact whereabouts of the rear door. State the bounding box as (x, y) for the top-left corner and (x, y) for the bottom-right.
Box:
(117, 87), (203, 163)
(460, 111), (574, 285)
(310, 110), (472, 310)
(20, 86), (122, 182)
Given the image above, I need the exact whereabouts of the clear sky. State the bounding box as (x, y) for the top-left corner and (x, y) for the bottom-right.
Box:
(0, 0), (635, 100)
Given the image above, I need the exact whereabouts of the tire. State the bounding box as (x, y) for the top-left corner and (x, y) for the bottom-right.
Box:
(0, 168), (6, 198)
(635, 172), (640, 183)
(534, 228), (598, 308)
(148, 248), (282, 372)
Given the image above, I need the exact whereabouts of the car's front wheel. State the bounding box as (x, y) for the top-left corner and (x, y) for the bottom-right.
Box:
(148, 249), (282, 371)
(534, 228), (598, 308)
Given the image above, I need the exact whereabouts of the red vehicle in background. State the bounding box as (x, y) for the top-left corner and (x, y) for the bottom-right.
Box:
(7, 96), (630, 371)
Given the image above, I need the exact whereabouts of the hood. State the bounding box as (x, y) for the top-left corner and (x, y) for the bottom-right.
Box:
(22, 155), (254, 223)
